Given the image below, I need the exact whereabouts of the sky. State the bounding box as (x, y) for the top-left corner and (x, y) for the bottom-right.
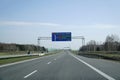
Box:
(0, 0), (120, 50)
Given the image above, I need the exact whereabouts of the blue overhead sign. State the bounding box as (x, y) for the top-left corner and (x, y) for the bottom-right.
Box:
(52, 32), (71, 41)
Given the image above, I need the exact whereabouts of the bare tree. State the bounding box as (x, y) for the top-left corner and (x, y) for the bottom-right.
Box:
(104, 34), (120, 51)
(87, 40), (96, 52)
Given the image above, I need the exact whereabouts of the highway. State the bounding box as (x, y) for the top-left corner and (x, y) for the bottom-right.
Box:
(0, 51), (120, 80)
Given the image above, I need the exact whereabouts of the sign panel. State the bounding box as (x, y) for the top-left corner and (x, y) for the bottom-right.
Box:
(52, 32), (71, 41)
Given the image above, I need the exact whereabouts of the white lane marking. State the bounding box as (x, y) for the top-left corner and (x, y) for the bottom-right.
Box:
(0, 58), (40, 68)
(24, 70), (37, 78)
(47, 61), (51, 64)
(0, 54), (54, 68)
(70, 54), (116, 80)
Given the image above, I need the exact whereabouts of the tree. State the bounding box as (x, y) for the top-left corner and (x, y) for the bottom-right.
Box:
(87, 40), (96, 51)
(104, 34), (120, 51)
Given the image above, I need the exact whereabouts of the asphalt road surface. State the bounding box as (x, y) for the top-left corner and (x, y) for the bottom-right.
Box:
(0, 51), (120, 80)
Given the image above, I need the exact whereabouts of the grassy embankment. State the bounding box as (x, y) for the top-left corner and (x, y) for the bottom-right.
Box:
(72, 50), (120, 61)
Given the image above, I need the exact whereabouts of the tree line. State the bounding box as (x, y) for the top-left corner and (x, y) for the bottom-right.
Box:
(80, 34), (120, 52)
(0, 43), (47, 52)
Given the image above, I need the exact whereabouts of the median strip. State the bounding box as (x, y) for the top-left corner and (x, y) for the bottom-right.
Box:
(0, 56), (39, 65)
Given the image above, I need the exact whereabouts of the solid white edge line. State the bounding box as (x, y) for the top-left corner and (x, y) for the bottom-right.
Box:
(70, 54), (116, 80)
(24, 70), (37, 78)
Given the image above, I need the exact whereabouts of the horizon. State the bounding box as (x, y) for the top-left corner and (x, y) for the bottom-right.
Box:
(0, 0), (120, 50)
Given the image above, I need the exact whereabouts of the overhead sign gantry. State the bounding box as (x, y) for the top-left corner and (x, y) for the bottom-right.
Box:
(37, 32), (85, 50)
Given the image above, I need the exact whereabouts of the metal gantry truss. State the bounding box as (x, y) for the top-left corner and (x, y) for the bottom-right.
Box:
(72, 36), (85, 46)
(37, 37), (51, 47)
(37, 36), (85, 49)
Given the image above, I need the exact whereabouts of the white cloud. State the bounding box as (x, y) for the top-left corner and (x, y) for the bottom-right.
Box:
(91, 24), (118, 29)
(0, 21), (61, 27)
(0, 21), (118, 30)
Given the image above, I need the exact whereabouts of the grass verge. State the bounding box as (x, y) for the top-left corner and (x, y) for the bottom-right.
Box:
(0, 51), (28, 56)
(0, 56), (40, 65)
(78, 51), (120, 61)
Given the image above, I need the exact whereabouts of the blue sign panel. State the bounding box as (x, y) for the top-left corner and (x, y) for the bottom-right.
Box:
(52, 32), (71, 41)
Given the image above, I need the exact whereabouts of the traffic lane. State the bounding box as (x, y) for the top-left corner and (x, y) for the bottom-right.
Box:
(0, 53), (64, 80)
(0, 52), (64, 69)
(27, 53), (107, 80)
(75, 53), (120, 80)
(0, 52), (65, 80)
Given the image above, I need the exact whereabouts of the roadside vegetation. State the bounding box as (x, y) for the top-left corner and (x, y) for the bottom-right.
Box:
(79, 34), (120, 61)
(0, 55), (39, 65)
(0, 43), (48, 56)
(0, 43), (59, 65)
